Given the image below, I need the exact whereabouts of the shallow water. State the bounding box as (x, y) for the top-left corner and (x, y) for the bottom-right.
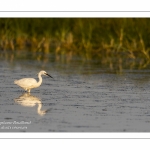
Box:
(1, 52), (150, 132)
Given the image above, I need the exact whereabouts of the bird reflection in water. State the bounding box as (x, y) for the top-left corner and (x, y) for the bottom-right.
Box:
(14, 93), (49, 116)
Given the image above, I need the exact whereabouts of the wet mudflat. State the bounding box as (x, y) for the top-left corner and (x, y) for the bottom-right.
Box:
(1, 56), (150, 132)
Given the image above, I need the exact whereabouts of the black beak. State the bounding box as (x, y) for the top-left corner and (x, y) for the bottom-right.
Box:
(45, 73), (53, 78)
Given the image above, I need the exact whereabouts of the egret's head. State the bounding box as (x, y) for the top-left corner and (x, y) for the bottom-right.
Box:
(40, 70), (53, 78)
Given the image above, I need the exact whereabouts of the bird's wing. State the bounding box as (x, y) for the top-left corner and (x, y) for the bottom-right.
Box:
(14, 78), (37, 87)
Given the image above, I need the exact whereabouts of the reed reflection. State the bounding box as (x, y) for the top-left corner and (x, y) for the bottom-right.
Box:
(14, 93), (49, 116)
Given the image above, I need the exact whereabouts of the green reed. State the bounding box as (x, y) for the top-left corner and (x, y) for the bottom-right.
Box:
(1, 18), (150, 73)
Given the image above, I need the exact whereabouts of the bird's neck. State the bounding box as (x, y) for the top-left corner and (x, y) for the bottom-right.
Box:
(37, 73), (43, 86)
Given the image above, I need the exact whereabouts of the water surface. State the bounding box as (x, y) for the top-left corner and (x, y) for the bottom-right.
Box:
(1, 51), (150, 132)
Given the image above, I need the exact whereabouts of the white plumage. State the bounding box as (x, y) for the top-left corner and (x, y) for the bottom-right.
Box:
(14, 70), (53, 93)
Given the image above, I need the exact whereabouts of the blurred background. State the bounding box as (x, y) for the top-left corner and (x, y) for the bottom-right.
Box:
(1, 18), (150, 73)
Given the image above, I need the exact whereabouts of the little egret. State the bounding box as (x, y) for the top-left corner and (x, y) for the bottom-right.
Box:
(14, 70), (53, 93)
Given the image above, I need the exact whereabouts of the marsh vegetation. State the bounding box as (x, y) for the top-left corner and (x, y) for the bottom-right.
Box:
(1, 18), (150, 73)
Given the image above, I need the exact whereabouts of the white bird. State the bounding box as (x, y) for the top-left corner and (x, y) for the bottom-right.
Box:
(14, 70), (53, 93)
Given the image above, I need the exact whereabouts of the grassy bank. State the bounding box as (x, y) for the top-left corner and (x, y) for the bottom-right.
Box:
(0, 18), (150, 72)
